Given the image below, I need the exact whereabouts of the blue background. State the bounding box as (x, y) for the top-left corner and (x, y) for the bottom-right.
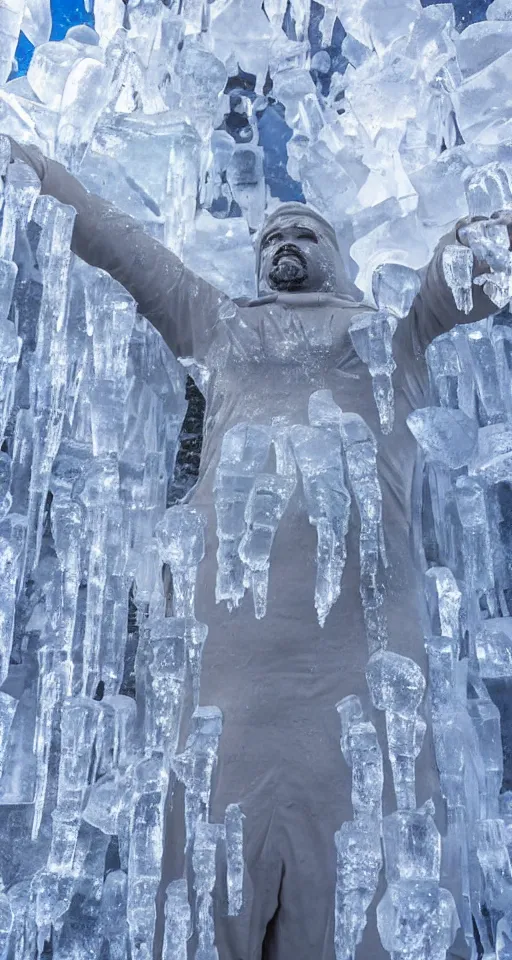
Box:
(11, 0), (494, 203)
(14, 0), (492, 77)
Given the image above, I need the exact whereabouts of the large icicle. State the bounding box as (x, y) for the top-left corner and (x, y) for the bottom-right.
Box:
(340, 413), (388, 652)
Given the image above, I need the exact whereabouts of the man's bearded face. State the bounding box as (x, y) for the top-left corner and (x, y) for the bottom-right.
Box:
(258, 214), (339, 295)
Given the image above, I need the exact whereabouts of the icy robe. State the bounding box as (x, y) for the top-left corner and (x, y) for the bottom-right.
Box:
(11, 140), (495, 960)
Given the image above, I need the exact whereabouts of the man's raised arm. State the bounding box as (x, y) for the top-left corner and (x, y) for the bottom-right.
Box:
(407, 217), (501, 354)
(7, 138), (229, 361)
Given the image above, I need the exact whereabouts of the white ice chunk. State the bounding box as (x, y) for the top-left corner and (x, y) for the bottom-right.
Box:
(163, 879), (191, 960)
(341, 413), (388, 652)
(27, 42), (82, 110)
(225, 803), (245, 916)
(442, 244), (474, 315)
(290, 424), (350, 626)
(424, 567), (461, 645)
(192, 821), (225, 960)
(154, 506), (206, 618)
(349, 310), (398, 433)
(238, 473), (296, 619)
(407, 406), (478, 468)
(476, 617), (512, 678)
(366, 650), (426, 810)
(334, 820), (382, 960)
(377, 881), (458, 960)
(21, 0), (52, 48)
(382, 800), (441, 884)
(372, 263), (421, 318)
(171, 706), (223, 850)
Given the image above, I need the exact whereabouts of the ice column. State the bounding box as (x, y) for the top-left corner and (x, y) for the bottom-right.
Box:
(225, 803), (244, 916)
(193, 821), (225, 960)
(442, 244), (474, 315)
(171, 706), (223, 851)
(349, 310), (398, 434)
(290, 421), (350, 627)
(334, 695), (383, 959)
(163, 879), (191, 960)
(366, 650), (426, 810)
(340, 413), (388, 652)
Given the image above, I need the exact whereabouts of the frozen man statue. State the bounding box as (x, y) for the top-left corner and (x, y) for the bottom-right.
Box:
(7, 137), (506, 960)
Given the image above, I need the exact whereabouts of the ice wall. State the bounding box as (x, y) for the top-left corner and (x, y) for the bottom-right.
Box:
(1, 0), (512, 958)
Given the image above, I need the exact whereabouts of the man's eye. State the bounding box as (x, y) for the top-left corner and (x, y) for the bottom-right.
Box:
(298, 231), (318, 243)
(263, 232), (282, 246)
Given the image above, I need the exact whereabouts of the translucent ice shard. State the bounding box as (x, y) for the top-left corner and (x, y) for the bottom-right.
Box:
(154, 506), (206, 618)
(442, 244), (474, 314)
(0, 151), (40, 261)
(334, 820), (382, 960)
(0, 537), (20, 686)
(21, 0), (52, 48)
(0, 690), (18, 781)
(366, 650), (426, 810)
(341, 413), (388, 652)
(225, 803), (244, 916)
(372, 263), (421, 319)
(492, 324), (512, 421)
(193, 821), (225, 960)
(98, 870), (129, 960)
(290, 424), (350, 626)
(163, 879), (191, 960)
(74, 456), (120, 695)
(48, 697), (101, 871)
(377, 881), (458, 960)
(426, 330), (476, 418)
(458, 219), (511, 274)
(171, 706), (223, 850)
(238, 473), (296, 619)
(475, 818), (512, 911)
(454, 476), (497, 622)
(349, 310), (398, 433)
(214, 424), (272, 611)
(145, 615), (187, 756)
(0, 0), (25, 84)
(424, 567), (461, 647)
(475, 617), (512, 678)
(126, 756), (168, 960)
(24, 196), (76, 578)
(463, 319), (505, 425)
(337, 696), (384, 822)
(407, 406), (478, 469)
(382, 800), (441, 884)
(226, 145), (266, 231)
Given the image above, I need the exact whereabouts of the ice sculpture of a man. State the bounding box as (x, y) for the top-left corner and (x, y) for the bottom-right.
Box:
(7, 138), (500, 960)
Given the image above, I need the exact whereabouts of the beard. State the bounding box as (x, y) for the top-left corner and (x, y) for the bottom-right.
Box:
(267, 245), (308, 290)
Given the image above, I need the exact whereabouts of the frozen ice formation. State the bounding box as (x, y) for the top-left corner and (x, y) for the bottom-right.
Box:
(335, 696), (383, 959)
(341, 413), (388, 653)
(349, 310), (398, 434)
(2, 0), (512, 956)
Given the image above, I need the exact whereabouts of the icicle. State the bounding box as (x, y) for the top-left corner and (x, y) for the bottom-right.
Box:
(214, 423), (272, 610)
(238, 473), (296, 619)
(163, 879), (191, 960)
(340, 413), (388, 652)
(154, 505), (206, 618)
(349, 310), (398, 433)
(225, 803), (245, 916)
(192, 821), (225, 960)
(171, 706), (223, 851)
(290, 424), (350, 626)
(366, 650), (426, 810)
(442, 244), (474, 314)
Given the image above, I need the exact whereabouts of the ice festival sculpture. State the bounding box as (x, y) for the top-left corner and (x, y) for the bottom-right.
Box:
(1, 0), (512, 958)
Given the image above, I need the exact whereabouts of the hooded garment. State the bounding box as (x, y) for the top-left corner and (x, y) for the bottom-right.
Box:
(10, 139), (494, 960)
